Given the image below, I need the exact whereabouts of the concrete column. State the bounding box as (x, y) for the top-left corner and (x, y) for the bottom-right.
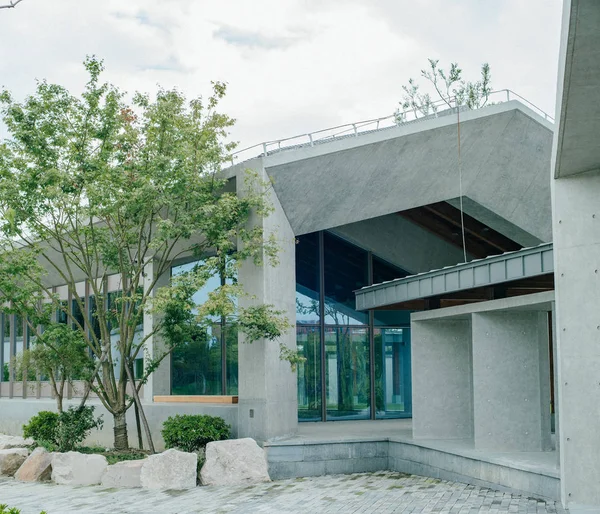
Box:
(236, 160), (298, 443)
(411, 319), (473, 439)
(472, 311), (551, 451)
(553, 170), (600, 506)
(143, 259), (171, 401)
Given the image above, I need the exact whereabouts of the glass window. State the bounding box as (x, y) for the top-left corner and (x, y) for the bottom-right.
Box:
(72, 297), (85, 331)
(225, 324), (238, 395)
(171, 259), (237, 396)
(296, 232), (320, 324)
(89, 295), (102, 342)
(323, 233), (368, 326)
(325, 326), (370, 420)
(171, 323), (222, 395)
(1, 314), (8, 381)
(374, 328), (412, 419)
(297, 326), (322, 421)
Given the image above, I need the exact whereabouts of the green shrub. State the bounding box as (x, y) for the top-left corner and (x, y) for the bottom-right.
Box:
(22, 411), (59, 445)
(55, 406), (104, 452)
(22, 406), (103, 452)
(0, 505), (47, 514)
(161, 414), (230, 453)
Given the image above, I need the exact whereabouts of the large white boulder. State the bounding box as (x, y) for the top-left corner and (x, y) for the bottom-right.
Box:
(51, 452), (108, 486)
(15, 447), (53, 482)
(0, 448), (29, 476)
(200, 438), (270, 486)
(140, 449), (197, 490)
(0, 435), (34, 450)
(101, 459), (145, 488)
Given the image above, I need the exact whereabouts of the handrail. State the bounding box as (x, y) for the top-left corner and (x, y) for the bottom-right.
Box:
(227, 89), (554, 166)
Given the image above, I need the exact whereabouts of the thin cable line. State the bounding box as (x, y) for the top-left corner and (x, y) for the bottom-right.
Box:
(456, 100), (467, 263)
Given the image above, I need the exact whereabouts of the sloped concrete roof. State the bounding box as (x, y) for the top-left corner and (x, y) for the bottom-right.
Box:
(253, 101), (553, 245)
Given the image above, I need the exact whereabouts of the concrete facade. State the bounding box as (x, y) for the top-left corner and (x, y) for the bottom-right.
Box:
(552, 0), (600, 510)
(411, 320), (473, 440)
(471, 312), (551, 452)
(236, 161), (298, 443)
(411, 294), (553, 454)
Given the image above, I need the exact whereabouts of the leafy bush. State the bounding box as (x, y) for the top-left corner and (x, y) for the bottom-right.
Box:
(55, 406), (104, 452)
(22, 406), (103, 452)
(162, 414), (230, 453)
(23, 411), (59, 444)
(0, 506), (46, 514)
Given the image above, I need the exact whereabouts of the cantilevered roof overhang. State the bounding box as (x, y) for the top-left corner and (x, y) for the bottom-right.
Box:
(355, 243), (554, 311)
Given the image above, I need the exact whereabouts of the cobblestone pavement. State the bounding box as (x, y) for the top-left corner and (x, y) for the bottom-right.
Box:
(0, 472), (568, 514)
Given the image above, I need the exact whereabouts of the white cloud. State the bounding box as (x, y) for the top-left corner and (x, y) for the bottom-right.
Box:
(0, 0), (563, 153)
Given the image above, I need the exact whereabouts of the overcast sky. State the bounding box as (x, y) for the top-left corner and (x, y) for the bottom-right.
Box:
(0, 0), (563, 154)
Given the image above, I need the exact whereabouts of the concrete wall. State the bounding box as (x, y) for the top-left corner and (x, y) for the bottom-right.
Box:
(330, 213), (469, 274)
(262, 103), (553, 244)
(411, 293), (553, 453)
(0, 398), (239, 451)
(412, 320), (473, 439)
(236, 160), (298, 443)
(472, 311), (551, 452)
(553, 170), (600, 507)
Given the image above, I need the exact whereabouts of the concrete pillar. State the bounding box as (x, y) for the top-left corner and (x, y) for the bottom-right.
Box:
(143, 259), (171, 401)
(553, 170), (600, 506)
(412, 319), (473, 439)
(236, 160), (298, 443)
(471, 311), (551, 451)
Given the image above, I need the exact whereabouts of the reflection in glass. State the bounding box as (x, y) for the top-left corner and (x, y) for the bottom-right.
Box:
(171, 260), (237, 396)
(326, 326), (370, 420)
(2, 314), (8, 381)
(297, 326), (321, 421)
(323, 233), (368, 326)
(225, 324), (238, 395)
(171, 324), (222, 395)
(374, 328), (412, 419)
(296, 232), (320, 324)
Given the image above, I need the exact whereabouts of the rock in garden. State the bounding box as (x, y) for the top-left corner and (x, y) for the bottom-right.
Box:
(51, 451), (108, 486)
(140, 449), (197, 490)
(101, 459), (145, 488)
(0, 448), (29, 476)
(0, 435), (34, 450)
(15, 447), (53, 482)
(200, 438), (270, 486)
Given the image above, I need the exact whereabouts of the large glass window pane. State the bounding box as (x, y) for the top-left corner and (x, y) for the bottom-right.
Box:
(2, 314), (8, 381)
(225, 324), (238, 395)
(296, 232), (320, 324)
(323, 233), (368, 326)
(325, 326), (370, 420)
(171, 325), (222, 395)
(297, 326), (322, 421)
(374, 328), (412, 419)
(372, 256), (411, 326)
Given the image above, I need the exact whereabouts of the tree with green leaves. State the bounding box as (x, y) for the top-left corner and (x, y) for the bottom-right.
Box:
(395, 59), (492, 122)
(0, 56), (294, 451)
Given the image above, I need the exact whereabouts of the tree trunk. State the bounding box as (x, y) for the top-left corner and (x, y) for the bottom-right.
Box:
(124, 361), (155, 454)
(113, 411), (129, 450)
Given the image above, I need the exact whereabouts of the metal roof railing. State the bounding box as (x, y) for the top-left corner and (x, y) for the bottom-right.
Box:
(227, 89), (554, 166)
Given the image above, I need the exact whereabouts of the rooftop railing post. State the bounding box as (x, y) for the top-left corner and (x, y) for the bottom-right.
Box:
(506, 90), (510, 102)
(353, 123), (358, 137)
(262, 143), (267, 156)
(308, 133), (314, 147)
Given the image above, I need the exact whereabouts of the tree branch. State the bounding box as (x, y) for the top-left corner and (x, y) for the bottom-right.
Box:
(0, 0), (24, 9)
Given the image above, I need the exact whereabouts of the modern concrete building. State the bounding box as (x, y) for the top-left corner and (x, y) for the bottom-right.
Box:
(1, 1), (598, 509)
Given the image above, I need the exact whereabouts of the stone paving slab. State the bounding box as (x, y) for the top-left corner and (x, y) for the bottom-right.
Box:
(0, 472), (568, 513)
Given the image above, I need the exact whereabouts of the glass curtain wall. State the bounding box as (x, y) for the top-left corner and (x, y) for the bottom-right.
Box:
(170, 261), (238, 396)
(296, 231), (412, 422)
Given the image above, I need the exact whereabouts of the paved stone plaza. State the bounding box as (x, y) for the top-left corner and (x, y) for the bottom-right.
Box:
(0, 472), (567, 513)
